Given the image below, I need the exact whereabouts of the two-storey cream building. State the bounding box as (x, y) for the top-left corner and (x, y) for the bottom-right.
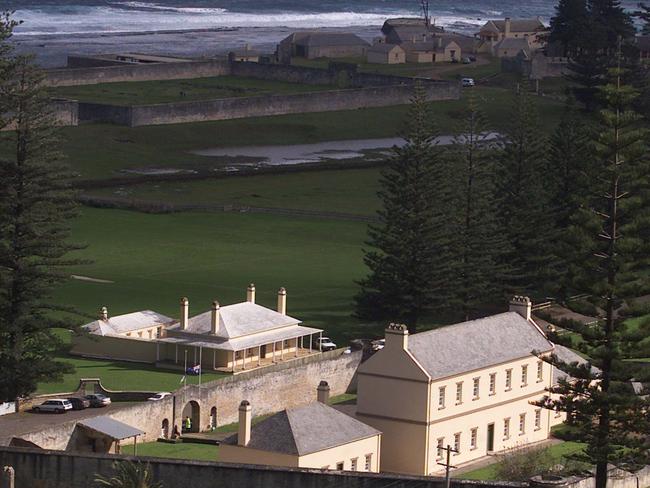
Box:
(356, 297), (575, 475)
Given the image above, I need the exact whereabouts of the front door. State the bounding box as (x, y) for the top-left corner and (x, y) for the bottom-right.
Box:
(487, 423), (495, 452)
(261, 344), (267, 358)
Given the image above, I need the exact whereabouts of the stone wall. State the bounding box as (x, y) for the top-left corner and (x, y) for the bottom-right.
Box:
(84, 83), (458, 127)
(45, 60), (231, 87)
(0, 446), (526, 488)
(1, 350), (361, 449)
(50, 99), (79, 127)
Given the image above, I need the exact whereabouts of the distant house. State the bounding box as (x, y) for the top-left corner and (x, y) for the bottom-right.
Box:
(220, 385), (382, 472)
(381, 18), (443, 45)
(228, 45), (261, 63)
(277, 32), (370, 63)
(400, 38), (461, 64)
(367, 43), (406, 64)
(478, 17), (547, 56)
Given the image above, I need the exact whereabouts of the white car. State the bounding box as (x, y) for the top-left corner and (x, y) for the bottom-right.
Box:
(461, 77), (475, 87)
(148, 392), (171, 401)
(33, 399), (73, 414)
(314, 337), (337, 351)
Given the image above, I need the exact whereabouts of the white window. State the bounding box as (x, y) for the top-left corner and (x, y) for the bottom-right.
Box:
(470, 427), (478, 450)
(505, 369), (512, 390)
(456, 382), (463, 404)
(535, 409), (542, 430)
(519, 413), (526, 435)
(472, 377), (480, 400)
(350, 458), (357, 471)
(364, 454), (372, 471)
(438, 386), (446, 409)
(454, 433), (461, 454)
(537, 361), (544, 382)
(436, 437), (445, 459)
(521, 365), (528, 386)
(489, 373), (496, 395)
(336, 462), (344, 470)
(504, 418), (510, 439)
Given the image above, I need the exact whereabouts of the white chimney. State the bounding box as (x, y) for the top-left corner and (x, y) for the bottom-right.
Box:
(509, 296), (532, 321)
(317, 380), (330, 404)
(277, 287), (287, 315)
(100, 306), (108, 322)
(246, 283), (256, 303)
(238, 400), (252, 447)
(385, 323), (409, 350)
(180, 297), (189, 331)
(211, 300), (220, 335)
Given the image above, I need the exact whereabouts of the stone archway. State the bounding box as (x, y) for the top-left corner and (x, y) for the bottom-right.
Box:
(210, 406), (217, 430)
(161, 418), (169, 439)
(181, 400), (200, 433)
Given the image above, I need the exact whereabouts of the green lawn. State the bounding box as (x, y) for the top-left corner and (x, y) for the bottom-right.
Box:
(121, 440), (219, 461)
(458, 441), (586, 481)
(57, 85), (565, 181)
(85, 168), (383, 216)
(37, 354), (228, 395)
(50, 76), (333, 106)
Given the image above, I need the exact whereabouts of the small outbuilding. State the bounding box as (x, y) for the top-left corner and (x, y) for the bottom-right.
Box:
(367, 43), (406, 64)
(70, 416), (144, 454)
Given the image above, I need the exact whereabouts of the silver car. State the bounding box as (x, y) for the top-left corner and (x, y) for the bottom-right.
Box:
(33, 399), (73, 414)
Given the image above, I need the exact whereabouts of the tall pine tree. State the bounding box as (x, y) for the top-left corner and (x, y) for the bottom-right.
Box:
(495, 83), (558, 299)
(355, 84), (454, 332)
(537, 61), (650, 488)
(549, 0), (588, 57)
(0, 16), (81, 402)
(448, 92), (509, 319)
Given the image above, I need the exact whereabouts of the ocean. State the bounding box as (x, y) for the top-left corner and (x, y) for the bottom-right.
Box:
(1, 0), (639, 67)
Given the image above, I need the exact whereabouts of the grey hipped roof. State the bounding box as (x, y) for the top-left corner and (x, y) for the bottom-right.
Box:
(407, 312), (554, 380)
(481, 18), (546, 33)
(223, 402), (380, 456)
(78, 416), (144, 440)
(287, 32), (369, 48)
(368, 43), (403, 54)
(496, 37), (532, 51)
(83, 310), (174, 336)
(552, 344), (597, 385)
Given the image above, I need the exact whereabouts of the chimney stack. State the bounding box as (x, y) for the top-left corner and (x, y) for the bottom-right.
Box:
(180, 297), (189, 331)
(3, 466), (15, 488)
(238, 400), (252, 447)
(211, 300), (220, 335)
(385, 323), (409, 350)
(509, 296), (532, 321)
(246, 283), (256, 304)
(100, 306), (108, 322)
(317, 380), (330, 404)
(504, 17), (511, 36)
(277, 287), (287, 315)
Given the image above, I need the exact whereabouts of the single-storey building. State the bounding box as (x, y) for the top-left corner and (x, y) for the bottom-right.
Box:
(228, 45), (261, 62)
(478, 17), (547, 54)
(277, 32), (370, 63)
(220, 384), (381, 472)
(71, 285), (325, 373)
(380, 18), (443, 45)
(69, 416), (144, 454)
(367, 43), (406, 64)
(400, 38), (461, 64)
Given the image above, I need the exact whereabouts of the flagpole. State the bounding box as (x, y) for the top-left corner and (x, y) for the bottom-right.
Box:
(199, 346), (202, 387)
(184, 349), (188, 388)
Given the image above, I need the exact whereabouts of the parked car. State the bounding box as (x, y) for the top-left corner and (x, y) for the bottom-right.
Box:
(314, 337), (337, 352)
(33, 399), (73, 414)
(66, 397), (90, 410)
(84, 393), (111, 407)
(468, 55), (477, 62)
(148, 392), (171, 401)
(461, 77), (475, 87)
(462, 57), (472, 64)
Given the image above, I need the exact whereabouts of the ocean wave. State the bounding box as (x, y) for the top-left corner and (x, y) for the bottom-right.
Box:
(114, 1), (228, 14)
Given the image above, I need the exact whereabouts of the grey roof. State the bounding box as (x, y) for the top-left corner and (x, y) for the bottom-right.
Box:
(496, 37), (532, 51)
(175, 302), (301, 339)
(482, 18), (546, 33)
(78, 416), (144, 440)
(289, 32), (369, 48)
(552, 344), (594, 385)
(408, 312), (554, 380)
(223, 402), (380, 456)
(368, 43), (404, 54)
(84, 310), (173, 336)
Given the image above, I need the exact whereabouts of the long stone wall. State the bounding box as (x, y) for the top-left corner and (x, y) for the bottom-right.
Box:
(1, 349), (361, 449)
(0, 446), (525, 488)
(84, 82), (458, 127)
(45, 60), (231, 87)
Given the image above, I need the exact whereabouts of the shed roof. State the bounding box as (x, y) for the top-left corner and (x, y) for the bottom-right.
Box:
(78, 416), (144, 440)
(368, 43), (404, 54)
(223, 402), (380, 456)
(83, 310), (173, 336)
(408, 312), (554, 380)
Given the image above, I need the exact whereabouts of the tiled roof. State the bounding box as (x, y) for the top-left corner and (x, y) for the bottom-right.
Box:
(83, 310), (173, 336)
(223, 402), (380, 455)
(407, 312), (554, 380)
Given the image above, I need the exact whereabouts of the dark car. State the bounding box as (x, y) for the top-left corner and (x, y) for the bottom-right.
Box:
(67, 397), (90, 410)
(84, 393), (111, 407)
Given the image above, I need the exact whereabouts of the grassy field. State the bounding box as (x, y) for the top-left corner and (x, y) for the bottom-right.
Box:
(37, 353), (228, 394)
(59, 86), (565, 180)
(458, 441), (586, 481)
(85, 168), (383, 216)
(121, 440), (218, 461)
(50, 76), (333, 106)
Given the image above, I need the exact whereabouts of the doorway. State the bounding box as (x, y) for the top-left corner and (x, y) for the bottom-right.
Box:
(487, 423), (495, 452)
